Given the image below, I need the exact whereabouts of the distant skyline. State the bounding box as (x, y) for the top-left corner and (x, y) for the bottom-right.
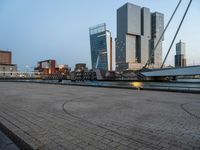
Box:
(0, 0), (199, 70)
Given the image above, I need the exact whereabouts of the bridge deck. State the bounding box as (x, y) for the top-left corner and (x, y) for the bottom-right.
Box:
(0, 82), (199, 150)
(141, 65), (200, 77)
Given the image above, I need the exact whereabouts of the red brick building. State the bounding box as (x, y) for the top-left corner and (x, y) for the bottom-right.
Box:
(35, 60), (56, 75)
(0, 50), (12, 65)
(35, 60), (70, 76)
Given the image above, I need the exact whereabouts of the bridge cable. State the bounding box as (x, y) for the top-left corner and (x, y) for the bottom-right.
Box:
(143, 0), (182, 69)
(161, 0), (193, 68)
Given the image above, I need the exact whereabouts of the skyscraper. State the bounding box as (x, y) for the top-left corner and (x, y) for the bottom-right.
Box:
(116, 3), (142, 71)
(141, 7), (151, 64)
(116, 3), (164, 71)
(151, 12), (164, 67)
(89, 23), (112, 71)
(175, 40), (186, 67)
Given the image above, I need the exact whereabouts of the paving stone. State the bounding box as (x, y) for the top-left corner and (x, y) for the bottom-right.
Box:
(0, 82), (199, 150)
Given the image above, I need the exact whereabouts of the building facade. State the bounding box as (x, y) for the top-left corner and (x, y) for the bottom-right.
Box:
(89, 23), (112, 71)
(0, 64), (17, 77)
(34, 60), (71, 77)
(56, 64), (71, 76)
(151, 12), (164, 68)
(0, 50), (17, 77)
(175, 40), (186, 67)
(0, 50), (12, 65)
(34, 59), (56, 75)
(116, 3), (164, 71)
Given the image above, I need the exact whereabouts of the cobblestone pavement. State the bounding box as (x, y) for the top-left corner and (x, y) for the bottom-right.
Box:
(0, 82), (199, 150)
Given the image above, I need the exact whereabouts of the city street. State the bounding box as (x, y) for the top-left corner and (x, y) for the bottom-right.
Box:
(0, 82), (199, 150)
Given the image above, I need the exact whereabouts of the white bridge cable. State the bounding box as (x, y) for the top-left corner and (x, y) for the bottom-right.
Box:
(143, 0), (182, 68)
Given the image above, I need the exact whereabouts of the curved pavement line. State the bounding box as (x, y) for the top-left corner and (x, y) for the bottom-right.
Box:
(62, 97), (161, 150)
(180, 102), (200, 120)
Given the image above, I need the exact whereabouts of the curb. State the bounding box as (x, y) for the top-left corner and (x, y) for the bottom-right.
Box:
(0, 122), (33, 150)
(1, 80), (199, 94)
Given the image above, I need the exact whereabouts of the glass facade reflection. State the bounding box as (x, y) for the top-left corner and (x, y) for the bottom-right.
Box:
(89, 23), (112, 71)
(175, 40), (186, 67)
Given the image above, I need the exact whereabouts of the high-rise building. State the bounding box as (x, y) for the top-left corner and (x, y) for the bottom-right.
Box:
(116, 3), (164, 71)
(151, 12), (164, 67)
(141, 7), (151, 64)
(89, 23), (112, 71)
(116, 3), (142, 71)
(175, 40), (186, 67)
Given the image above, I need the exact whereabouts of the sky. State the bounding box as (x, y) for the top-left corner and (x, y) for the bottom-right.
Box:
(0, 0), (199, 71)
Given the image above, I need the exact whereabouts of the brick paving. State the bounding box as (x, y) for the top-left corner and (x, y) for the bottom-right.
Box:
(0, 82), (199, 150)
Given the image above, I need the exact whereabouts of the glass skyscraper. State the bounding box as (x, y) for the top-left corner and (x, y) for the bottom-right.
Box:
(116, 3), (164, 71)
(175, 40), (186, 67)
(151, 12), (164, 68)
(89, 23), (112, 71)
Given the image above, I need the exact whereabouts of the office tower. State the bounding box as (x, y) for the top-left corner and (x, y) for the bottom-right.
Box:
(175, 40), (186, 67)
(151, 12), (164, 68)
(116, 3), (164, 71)
(141, 7), (151, 64)
(116, 3), (142, 71)
(89, 23), (112, 71)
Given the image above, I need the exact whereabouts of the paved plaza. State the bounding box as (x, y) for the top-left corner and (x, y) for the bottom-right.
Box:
(0, 82), (199, 150)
